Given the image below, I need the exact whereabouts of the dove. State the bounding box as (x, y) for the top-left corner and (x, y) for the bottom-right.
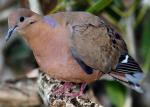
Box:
(6, 8), (144, 96)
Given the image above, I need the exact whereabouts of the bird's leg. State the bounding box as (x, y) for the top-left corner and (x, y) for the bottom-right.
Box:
(53, 82), (73, 94)
(66, 82), (87, 97)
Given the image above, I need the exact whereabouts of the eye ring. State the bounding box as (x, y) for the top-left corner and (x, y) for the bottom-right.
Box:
(19, 16), (25, 22)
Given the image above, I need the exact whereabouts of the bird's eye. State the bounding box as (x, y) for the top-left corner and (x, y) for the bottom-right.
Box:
(19, 16), (25, 22)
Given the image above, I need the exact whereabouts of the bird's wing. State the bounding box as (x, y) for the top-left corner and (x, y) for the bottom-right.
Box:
(68, 13), (127, 73)
(68, 15), (144, 92)
(50, 12), (143, 92)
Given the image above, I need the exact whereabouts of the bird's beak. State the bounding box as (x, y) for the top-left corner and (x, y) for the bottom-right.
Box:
(5, 25), (18, 41)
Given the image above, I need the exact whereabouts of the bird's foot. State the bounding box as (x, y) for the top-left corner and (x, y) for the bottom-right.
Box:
(66, 82), (87, 97)
(53, 82), (73, 94)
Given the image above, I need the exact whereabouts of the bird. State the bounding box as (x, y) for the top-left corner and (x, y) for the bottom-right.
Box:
(6, 8), (144, 96)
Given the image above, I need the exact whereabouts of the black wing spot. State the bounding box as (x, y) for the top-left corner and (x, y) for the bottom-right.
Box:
(71, 48), (93, 74)
(118, 53), (127, 63)
(74, 57), (93, 74)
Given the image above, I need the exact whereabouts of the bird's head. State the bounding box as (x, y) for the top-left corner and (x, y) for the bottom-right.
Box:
(6, 8), (41, 41)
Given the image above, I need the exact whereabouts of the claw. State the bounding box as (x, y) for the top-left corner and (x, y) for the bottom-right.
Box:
(66, 82), (87, 97)
(53, 82), (73, 94)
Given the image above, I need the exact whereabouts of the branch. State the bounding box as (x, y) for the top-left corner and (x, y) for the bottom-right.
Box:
(37, 72), (103, 107)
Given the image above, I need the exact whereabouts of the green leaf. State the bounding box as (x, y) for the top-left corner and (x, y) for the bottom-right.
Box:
(141, 14), (150, 56)
(113, 0), (124, 8)
(141, 14), (150, 73)
(86, 0), (112, 14)
(143, 49), (150, 73)
(106, 81), (127, 107)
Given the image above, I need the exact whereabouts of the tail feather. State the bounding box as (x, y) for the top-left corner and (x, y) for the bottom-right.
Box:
(125, 72), (143, 83)
(110, 71), (143, 93)
(103, 53), (144, 93)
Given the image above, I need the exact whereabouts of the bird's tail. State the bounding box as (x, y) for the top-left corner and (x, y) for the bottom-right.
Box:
(109, 71), (143, 93)
(103, 53), (144, 93)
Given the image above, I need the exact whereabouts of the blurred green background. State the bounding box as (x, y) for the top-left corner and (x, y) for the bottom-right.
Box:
(0, 0), (150, 107)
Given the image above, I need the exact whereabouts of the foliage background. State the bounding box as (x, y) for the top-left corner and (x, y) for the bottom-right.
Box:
(0, 0), (150, 107)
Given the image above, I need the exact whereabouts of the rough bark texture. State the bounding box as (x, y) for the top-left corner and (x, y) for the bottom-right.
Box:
(37, 72), (102, 107)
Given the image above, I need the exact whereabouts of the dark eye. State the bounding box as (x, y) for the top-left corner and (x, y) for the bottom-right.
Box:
(19, 16), (25, 22)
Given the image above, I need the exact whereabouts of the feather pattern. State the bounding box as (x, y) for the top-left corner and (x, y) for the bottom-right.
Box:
(116, 53), (142, 73)
(71, 48), (94, 74)
(110, 53), (144, 93)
